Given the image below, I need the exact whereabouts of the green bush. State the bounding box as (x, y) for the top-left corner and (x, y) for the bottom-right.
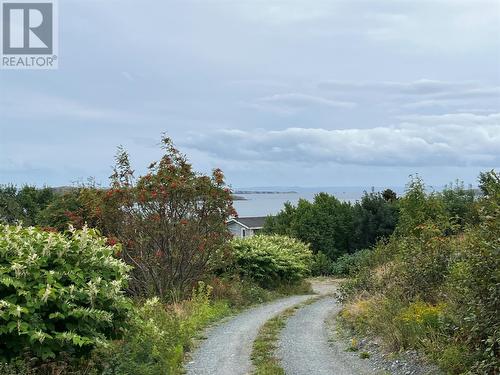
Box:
(331, 249), (372, 276)
(0, 224), (131, 361)
(310, 251), (334, 276)
(232, 235), (312, 287)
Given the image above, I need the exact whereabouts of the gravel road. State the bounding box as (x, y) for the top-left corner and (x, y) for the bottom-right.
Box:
(185, 294), (313, 375)
(278, 297), (375, 375)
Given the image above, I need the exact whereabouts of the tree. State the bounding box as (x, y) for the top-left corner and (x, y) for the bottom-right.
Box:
(0, 185), (22, 224)
(351, 191), (399, 251)
(263, 202), (296, 236)
(92, 136), (236, 299)
(382, 188), (397, 202)
(0, 185), (54, 226)
(478, 169), (500, 197)
(264, 193), (355, 260)
(264, 190), (399, 261)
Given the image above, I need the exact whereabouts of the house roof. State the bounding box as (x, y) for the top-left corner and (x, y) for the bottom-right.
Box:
(228, 216), (266, 229)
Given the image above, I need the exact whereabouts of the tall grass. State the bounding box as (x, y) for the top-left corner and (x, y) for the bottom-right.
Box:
(93, 282), (230, 375)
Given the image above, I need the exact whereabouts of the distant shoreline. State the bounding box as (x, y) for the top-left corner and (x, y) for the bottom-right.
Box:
(233, 190), (297, 195)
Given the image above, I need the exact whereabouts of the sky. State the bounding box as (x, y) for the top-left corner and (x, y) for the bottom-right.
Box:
(1, 0), (499, 189)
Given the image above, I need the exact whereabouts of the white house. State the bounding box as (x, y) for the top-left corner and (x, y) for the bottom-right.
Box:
(227, 216), (266, 238)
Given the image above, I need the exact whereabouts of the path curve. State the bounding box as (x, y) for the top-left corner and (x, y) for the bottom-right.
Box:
(185, 294), (312, 375)
(278, 297), (374, 375)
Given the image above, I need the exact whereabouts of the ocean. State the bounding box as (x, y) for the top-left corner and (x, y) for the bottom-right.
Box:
(232, 186), (405, 217)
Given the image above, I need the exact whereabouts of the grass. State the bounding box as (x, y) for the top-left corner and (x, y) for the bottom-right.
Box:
(359, 351), (371, 359)
(251, 296), (321, 375)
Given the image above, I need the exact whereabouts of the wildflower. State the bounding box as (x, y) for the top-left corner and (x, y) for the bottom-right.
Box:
(15, 305), (23, 317)
(41, 284), (52, 303)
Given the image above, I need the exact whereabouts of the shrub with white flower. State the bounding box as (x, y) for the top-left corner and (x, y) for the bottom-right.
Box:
(232, 235), (313, 287)
(0, 224), (131, 360)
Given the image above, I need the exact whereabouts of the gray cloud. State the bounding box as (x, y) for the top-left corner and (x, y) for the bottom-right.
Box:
(259, 93), (356, 108)
(248, 92), (357, 115)
(318, 79), (499, 98)
(318, 80), (500, 113)
(183, 113), (500, 167)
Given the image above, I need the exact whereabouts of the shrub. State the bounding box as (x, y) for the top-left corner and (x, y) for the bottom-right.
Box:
(331, 249), (372, 277)
(393, 224), (455, 302)
(0, 224), (131, 361)
(232, 235), (312, 287)
(310, 251), (334, 276)
(440, 180), (477, 230)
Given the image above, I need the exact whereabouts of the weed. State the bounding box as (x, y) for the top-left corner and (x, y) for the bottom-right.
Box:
(359, 351), (371, 359)
(347, 338), (359, 352)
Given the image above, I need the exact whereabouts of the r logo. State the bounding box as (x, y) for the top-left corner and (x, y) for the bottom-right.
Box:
(2, 2), (53, 54)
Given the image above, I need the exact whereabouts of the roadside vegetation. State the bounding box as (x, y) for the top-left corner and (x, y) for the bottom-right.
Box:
(0, 136), (313, 374)
(338, 172), (499, 374)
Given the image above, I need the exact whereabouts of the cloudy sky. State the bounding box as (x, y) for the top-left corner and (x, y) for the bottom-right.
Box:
(1, 0), (499, 188)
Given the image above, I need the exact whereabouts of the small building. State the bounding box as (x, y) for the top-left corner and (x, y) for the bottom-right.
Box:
(227, 216), (266, 238)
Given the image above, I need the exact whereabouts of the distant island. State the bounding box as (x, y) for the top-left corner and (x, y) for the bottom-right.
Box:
(233, 190), (297, 195)
(232, 195), (247, 201)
